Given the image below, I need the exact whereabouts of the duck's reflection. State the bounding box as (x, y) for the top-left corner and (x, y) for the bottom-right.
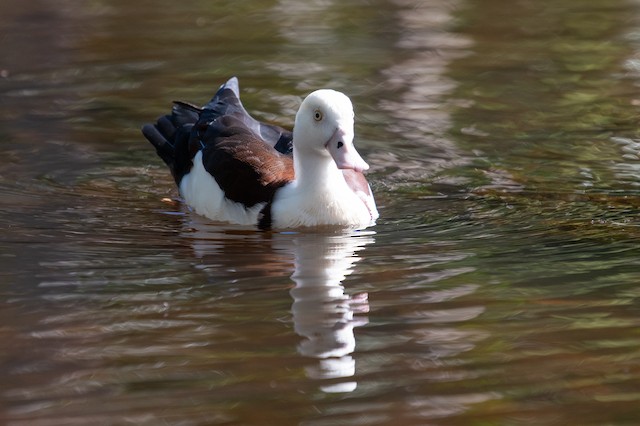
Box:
(275, 231), (373, 393)
(183, 215), (374, 393)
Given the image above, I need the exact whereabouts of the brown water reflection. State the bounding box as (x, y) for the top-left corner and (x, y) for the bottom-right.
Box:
(3, 0), (640, 424)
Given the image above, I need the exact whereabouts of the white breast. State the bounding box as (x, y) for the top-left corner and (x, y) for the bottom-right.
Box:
(270, 177), (375, 229)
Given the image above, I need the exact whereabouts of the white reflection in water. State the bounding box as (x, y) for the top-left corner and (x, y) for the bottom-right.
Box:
(611, 137), (640, 186)
(186, 216), (373, 393)
(372, 0), (475, 184)
(275, 231), (373, 393)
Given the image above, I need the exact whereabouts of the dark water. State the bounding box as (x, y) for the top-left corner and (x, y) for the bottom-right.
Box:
(2, 0), (640, 424)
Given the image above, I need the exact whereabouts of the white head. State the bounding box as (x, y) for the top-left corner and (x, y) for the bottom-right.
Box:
(293, 89), (369, 173)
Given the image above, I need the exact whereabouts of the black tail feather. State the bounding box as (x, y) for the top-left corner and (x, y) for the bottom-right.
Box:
(142, 101), (201, 185)
(156, 115), (176, 141)
(142, 119), (174, 164)
(142, 78), (238, 184)
(172, 101), (202, 125)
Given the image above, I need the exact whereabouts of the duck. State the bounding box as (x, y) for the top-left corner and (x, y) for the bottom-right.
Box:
(142, 77), (378, 230)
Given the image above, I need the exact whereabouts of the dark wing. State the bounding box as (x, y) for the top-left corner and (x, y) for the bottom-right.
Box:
(201, 77), (293, 155)
(142, 76), (293, 188)
(199, 116), (294, 207)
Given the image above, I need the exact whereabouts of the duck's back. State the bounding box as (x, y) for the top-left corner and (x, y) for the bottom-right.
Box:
(142, 77), (295, 226)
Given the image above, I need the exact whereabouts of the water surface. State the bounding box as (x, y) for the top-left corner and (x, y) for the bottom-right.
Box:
(2, 0), (640, 425)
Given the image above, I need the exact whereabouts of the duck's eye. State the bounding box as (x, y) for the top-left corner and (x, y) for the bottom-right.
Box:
(313, 109), (323, 121)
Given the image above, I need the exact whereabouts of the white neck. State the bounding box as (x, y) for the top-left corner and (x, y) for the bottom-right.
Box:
(292, 145), (344, 192)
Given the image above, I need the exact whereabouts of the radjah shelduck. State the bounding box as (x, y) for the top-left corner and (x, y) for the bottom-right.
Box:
(142, 77), (378, 230)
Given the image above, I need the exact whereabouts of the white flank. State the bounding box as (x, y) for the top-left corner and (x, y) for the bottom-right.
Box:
(179, 151), (265, 225)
